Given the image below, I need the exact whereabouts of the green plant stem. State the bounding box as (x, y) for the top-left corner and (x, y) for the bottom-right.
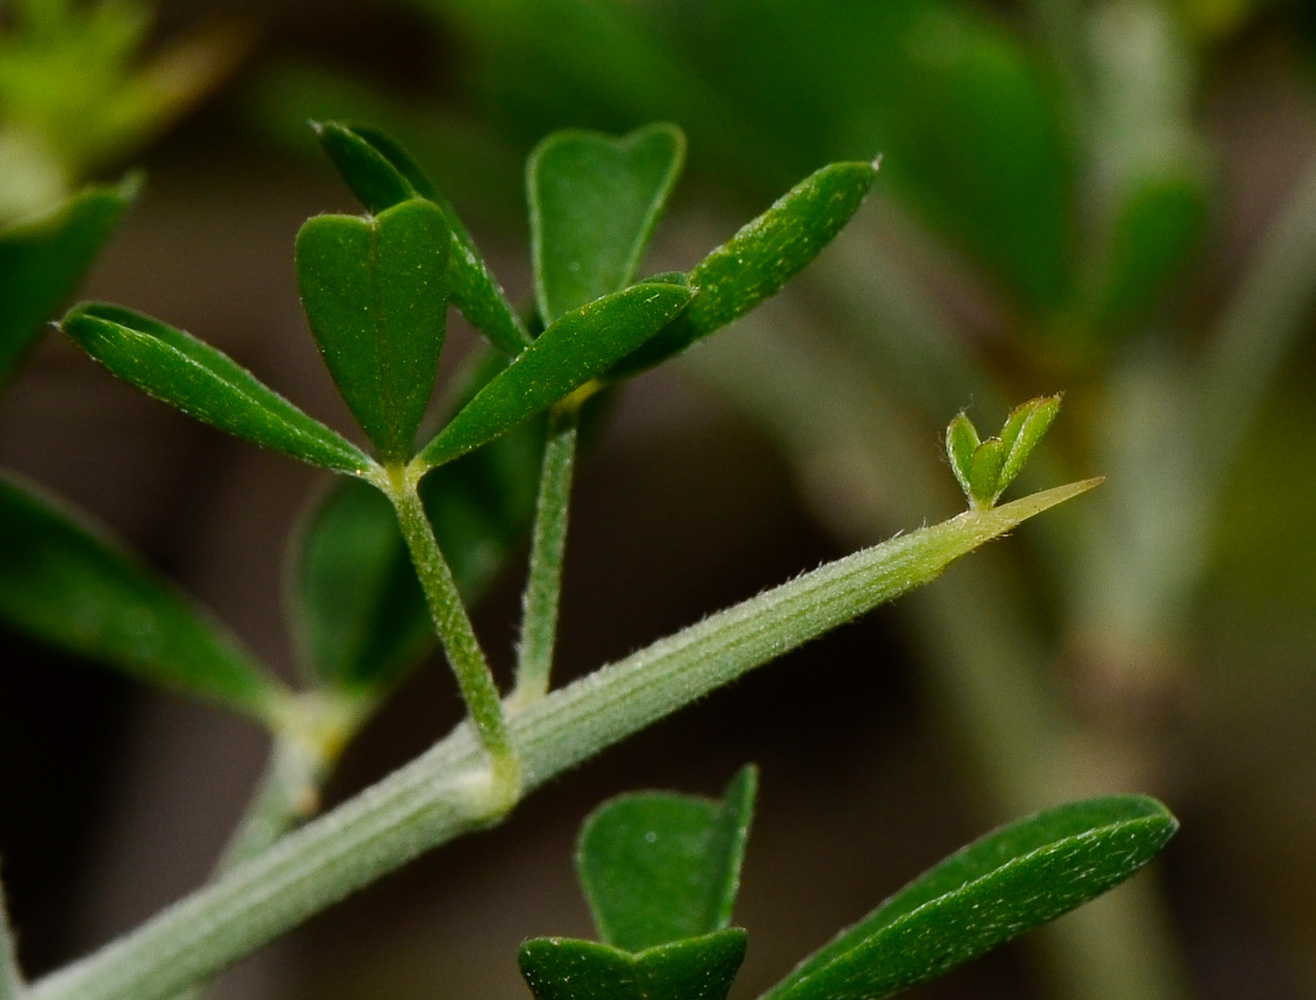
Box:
(510, 403), (578, 710)
(28, 481), (1091, 1000)
(384, 468), (518, 784)
(1, 873), (22, 1000)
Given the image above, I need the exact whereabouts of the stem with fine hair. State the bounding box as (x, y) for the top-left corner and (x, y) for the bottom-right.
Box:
(511, 403), (578, 709)
(383, 468), (518, 789)
(27, 481), (1093, 1000)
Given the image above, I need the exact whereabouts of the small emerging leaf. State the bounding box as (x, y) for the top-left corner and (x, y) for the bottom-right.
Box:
(0, 474), (285, 722)
(968, 437), (1004, 508)
(418, 282), (692, 470)
(944, 414), (978, 500)
(62, 303), (372, 475)
(945, 394), (1061, 510)
(316, 121), (531, 356)
(760, 796), (1177, 1000)
(0, 175), (139, 386)
(296, 197), (451, 462)
(613, 160), (878, 377)
(578, 766), (756, 952)
(520, 929), (747, 1000)
(529, 123), (686, 324)
(997, 394), (1061, 490)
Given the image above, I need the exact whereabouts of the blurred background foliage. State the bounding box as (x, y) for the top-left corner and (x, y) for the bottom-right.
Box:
(5, 0), (1316, 998)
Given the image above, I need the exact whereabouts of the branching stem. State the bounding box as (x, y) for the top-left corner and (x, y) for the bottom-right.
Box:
(382, 467), (519, 789)
(511, 403), (579, 709)
(27, 481), (1094, 1000)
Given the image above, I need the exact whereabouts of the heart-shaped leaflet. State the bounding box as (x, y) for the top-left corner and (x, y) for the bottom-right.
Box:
(297, 197), (452, 463)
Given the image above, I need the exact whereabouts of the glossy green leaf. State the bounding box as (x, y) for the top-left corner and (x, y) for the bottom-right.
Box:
(519, 929), (747, 1000)
(578, 766), (756, 952)
(529, 123), (685, 324)
(760, 796), (1177, 1000)
(293, 350), (543, 692)
(612, 160), (876, 377)
(0, 473), (284, 722)
(0, 175), (138, 386)
(61, 302), (372, 475)
(315, 120), (531, 356)
(296, 197), (452, 462)
(418, 281), (692, 470)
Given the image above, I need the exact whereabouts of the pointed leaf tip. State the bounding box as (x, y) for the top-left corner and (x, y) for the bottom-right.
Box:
(315, 121), (417, 215)
(761, 795), (1177, 1000)
(577, 765), (757, 952)
(611, 158), (877, 377)
(61, 302), (372, 475)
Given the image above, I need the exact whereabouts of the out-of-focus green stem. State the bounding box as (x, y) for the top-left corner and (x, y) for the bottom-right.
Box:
(1, 872), (22, 1000)
(510, 403), (578, 710)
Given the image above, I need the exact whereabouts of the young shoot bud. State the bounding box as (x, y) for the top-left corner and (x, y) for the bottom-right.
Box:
(946, 394), (1062, 510)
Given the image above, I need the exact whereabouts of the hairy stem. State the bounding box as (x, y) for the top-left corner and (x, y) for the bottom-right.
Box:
(28, 481), (1093, 1000)
(1, 873), (21, 1000)
(385, 469), (518, 779)
(511, 404), (578, 709)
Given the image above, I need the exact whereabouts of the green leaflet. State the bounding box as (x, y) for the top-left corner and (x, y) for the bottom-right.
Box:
(296, 197), (451, 463)
(61, 302), (371, 475)
(418, 281), (692, 470)
(315, 121), (531, 356)
(528, 123), (685, 324)
(759, 796), (1178, 1000)
(519, 929), (747, 1000)
(0, 473), (284, 722)
(612, 160), (877, 377)
(577, 766), (756, 952)
(0, 175), (139, 386)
